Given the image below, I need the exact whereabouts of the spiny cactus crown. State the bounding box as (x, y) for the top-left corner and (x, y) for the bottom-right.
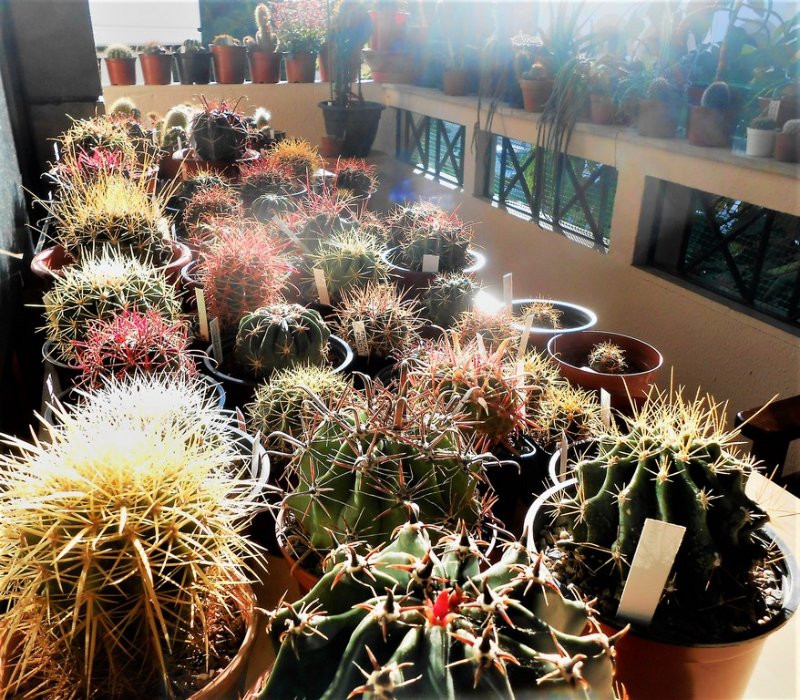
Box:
(646, 76), (675, 103)
(750, 116), (777, 130)
(253, 2), (279, 52)
(58, 115), (138, 162)
(107, 97), (140, 119)
(268, 137), (323, 181)
(423, 272), (477, 328)
(212, 33), (241, 46)
(333, 157), (378, 198)
(452, 307), (520, 353)
(190, 99), (249, 162)
(239, 157), (300, 205)
(782, 118), (800, 134)
(106, 43), (135, 59)
(519, 300), (563, 329)
(588, 340), (628, 374)
(183, 183), (243, 243)
(530, 381), (604, 451)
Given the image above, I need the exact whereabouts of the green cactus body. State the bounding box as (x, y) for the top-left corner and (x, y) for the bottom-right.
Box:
(400, 232), (470, 273)
(423, 272), (477, 328)
(261, 519), (620, 700)
(701, 81), (731, 111)
(234, 303), (330, 378)
(250, 193), (294, 222)
(254, 2), (279, 52)
(190, 101), (249, 162)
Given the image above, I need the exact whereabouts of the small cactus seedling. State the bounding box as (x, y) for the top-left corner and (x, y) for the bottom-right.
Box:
(189, 98), (249, 162)
(530, 381), (604, 452)
(234, 303), (330, 378)
(452, 307), (520, 352)
(333, 281), (423, 359)
(260, 517), (621, 699)
(246, 364), (350, 448)
(520, 349), (563, 414)
(332, 157), (378, 198)
(73, 309), (196, 388)
(268, 137), (323, 182)
(107, 96), (140, 120)
(588, 340), (628, 374)
(701, 81), (731, 111)
(423, 272), (478, 328)
(42, 248), (182, 363)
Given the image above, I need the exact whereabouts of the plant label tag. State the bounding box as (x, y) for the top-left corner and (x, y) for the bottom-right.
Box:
(503, 273), (513, 309)
(352, 320), (369, 356)
(269, 128), (275, 140)
(45, 372), (56, 405)
(275, 218), (310, 254)
(559, 431), (569, 479)
(600, 388), (612, 427)
(195, 288), (210, 341)
(210, 318), (223, 364)
(235, 407), (247, 433)
(617, 518), (686, 627)
(768, 99), (780, 120)
(170, 222), (177, 241)
(422, 254), (440, 273)
(313, 268), (331, 306)
(251, 431), (261, 473)
(516, 314), (534, 361)
(177, 135), (183, 152)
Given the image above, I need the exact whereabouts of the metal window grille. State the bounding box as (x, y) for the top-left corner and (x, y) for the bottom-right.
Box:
(396, 110), (465, 186)
(489, 136), (617, 252)
(647, 179), (800, 329)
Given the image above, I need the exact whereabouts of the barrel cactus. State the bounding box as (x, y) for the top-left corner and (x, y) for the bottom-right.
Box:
(268, 137), (323, 182)
(529, 381), (604, 453)
(587, 340), (627, 374)
(452, 307), (520, 353)
(234, 303), (330, 378)
(259, 515), (621, 700)
(239, 157), (299, 206)
(423, 272), (478, 328)
(700, 81), (731, 111)
(189, 99), (249, 162)
(542, 386), (774, 639)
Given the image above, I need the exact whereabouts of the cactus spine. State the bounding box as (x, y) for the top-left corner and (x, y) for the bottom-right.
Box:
(587, 340), (627, 374)
(423, 272), (477, 328)
(190, 99), (249, 162)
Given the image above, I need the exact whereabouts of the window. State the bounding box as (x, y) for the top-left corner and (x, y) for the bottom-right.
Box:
(396, 110), (465, 187)
(489, 136), (617, 252)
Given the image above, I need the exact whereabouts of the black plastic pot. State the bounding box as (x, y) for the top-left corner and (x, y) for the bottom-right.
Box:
(319, 100), (385, 157)
(487, 435), (539, 536)
(175, 52), (211, 84)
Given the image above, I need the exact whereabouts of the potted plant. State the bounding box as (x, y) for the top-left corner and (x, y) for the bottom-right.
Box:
(139, 42), (173, 85)
(527, 387), (800, 700)
(176, 39), (212, 84)
(157, 104), (192, 179)
(637, 77), (681, 139)
(588, 60), (618, 125)
(774, 118), (800, 162)
(433, 2), (476, 97)
(421, 271), (478, 329)
(547, 329), (663, 414)
(746, 115), (778, 157)
(105, 43), (136, 85)
(510, 298), (598, 350)
(319, 0), (384, 157)
(330, 156), (377, 214)
(688, 80), (735, 147)
(211, 33), (247, 84)
(255, 514), (621, 699)
(514, 38), (555, 113)
(274, 0), (326, 83)
(244, 3), (281, 83)
(362, 0), (417, 84)
(238, 156), (305, 209)
(181, 184), (244, 248)
(0, 373), (265, 698)
(268, 136), (324, 183)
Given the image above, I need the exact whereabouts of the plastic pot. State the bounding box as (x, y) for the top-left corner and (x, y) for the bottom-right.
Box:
(105, 57), (136, 85)
(442, 69), (469, 96)
(211, 44), (247, 84)
(774, 131), (800, 163)
(176, 52), (211, 84)
(510, 298), (598, 350)
(248, 50), (281, 83)
(319, 100), (385, 158)
(284, 51), (316, 83)
(519, 78), (553, 113)
(745, 128), (777, 157)
(687, 105), (734, 148)
(139, 53), (172, 85)
(547, 330), (663, 414)
(637, 99), (678, 139)
(382, 246), (485, 296)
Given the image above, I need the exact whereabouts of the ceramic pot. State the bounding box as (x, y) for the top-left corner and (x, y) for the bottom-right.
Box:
(176, 52), (211, 84)
(687, 105), (733, 148)
(637, 99), (678, 139)
(510, 298), (598, 351)
(547, 330), (663, 414)
(590, 94), (615, 125)
(139, 53), (172, 85)
(519, 78), (553, 113)
(106, 57), (136, 86)
(774, 131), (800, 163)
(248, 50), (281, 83)
(442, 69), (469, 96)
(284, 51), (317, 83)
(382, 247), (486, 296)
(745, 128), (776, 157)
(211, 45), (247, 84)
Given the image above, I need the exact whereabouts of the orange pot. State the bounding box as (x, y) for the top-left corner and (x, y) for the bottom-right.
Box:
(139, 53), (172, 85)
(774, 130), (800, 162)
(211, 44), (247, 84)
(590, 94), (615, 125)
(442, 69), (468, 96)
(105, 57), (136, 86)
(284, 51), (317, 83)
(519, 78), (553, 113)
(687, 105), (734, 148)
(248, 50), (281, 83)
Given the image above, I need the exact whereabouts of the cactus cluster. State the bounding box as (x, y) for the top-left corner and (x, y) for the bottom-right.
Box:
(73, 309), (196, 388)
(588, 340), (628, 374)
(333, 281), (423, 360)
(42, 248), (182, 363)
(423, 272), (478, 327)
(0, 373), (262, 698)
(544, 386), (772, 636)
(190, 99), (249, 162)
(278, 374), (490, 556)
(234, 302), (330, 379)
(259, 516), (620, 700)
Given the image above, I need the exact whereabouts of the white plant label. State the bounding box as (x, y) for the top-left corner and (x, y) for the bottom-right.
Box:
(422, 254), (440, 273)
(235, 407), (247, 433)
(45, 372), (56, 404)
(269, 128), (275, 140)
(177, 135), (183, 152)
(600, 388), (612, 427)
(503, 273), (513, 309)
(352, 320), (369, 356)
(516, 314), (534, 361)
(313, 268), (331, 306)
(276, 218), (309, 254)
(768, 99), (781, 120)
(251, 431), (262, 473)
(195, 288), (210, 341)
(170, 222), (177, 241)
(617, 519), (686, 627)
(210, 318), (223, 364)
(559, 431), (569, 480)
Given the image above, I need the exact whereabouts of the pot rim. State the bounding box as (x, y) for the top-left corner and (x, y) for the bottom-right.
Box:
(511, 298), (598, 335)
(547, 329), (663, 379)
(381, 246), (485, 275)
(524, 477), (800, 648)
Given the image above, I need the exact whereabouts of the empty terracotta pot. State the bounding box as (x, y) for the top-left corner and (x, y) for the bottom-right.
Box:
(590, 94), (615, 125)
(519, 78), (553, 113)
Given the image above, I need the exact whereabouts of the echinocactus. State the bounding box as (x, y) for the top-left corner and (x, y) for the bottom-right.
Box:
(701, 81), (731, 111)
(105, 43), (135, 59)
(259, 518), (621, 700)
(520, 348), (563, 413)
(542, 386), (774, 641)
(57, 115), (139, 163)
(519, 300), (563, 329)
(246, 364), (350, 447)
(452, 306), (520, 352)
(72, 309), (196, 388)
(182, 183), (243, 243)
(42, 248), (182, 363)
(233, 302), (330, 378)
(530, 381), (604, 452)
(239, 157), (300, 206)
(213, 33), (241, 46)
(332, 157), (378, 198)
(189, 98), (249, 162)
(333, 281), (423, 360)
(0, 373), (262, 698)
(278, 188), (352, 251)
(588, 340), (628, 374)
(250, 192), (296, 222)
(423, 272), (478, 327)
(268, 137), (323, 182)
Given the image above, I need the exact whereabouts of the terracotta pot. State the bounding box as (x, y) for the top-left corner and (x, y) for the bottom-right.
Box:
(687, 105), (733, 148)
(284, 51), (317, 83)
(248, 50), (281, 83)
(382, 247), (485, 297)
(547, 330), (663, 414)
(525, 481), (800, 700)
(510, 298), (598, 351)
(519, 78), (553, 113)
(370, 9), (409, 51)
(105, 57), (136, 86)
(139, 53), (172, 85)
(590, 94), (615, 125)
(745, 128), (776, 157)
(774, 130), (800, 163)
(637, 99), (678, 138)
(176, 147), (260, 181)
(757, 96), (799, 129)
(686, 83), (707, 106)
(319, 134), (344, 158)
(442, 69), (469, 96)
(211, 44), (247, 84)
(176, 52), (211, 84)
(362, 49), (417, 84)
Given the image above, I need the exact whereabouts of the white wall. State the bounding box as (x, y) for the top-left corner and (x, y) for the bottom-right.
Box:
(89, 0), (201, 46)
